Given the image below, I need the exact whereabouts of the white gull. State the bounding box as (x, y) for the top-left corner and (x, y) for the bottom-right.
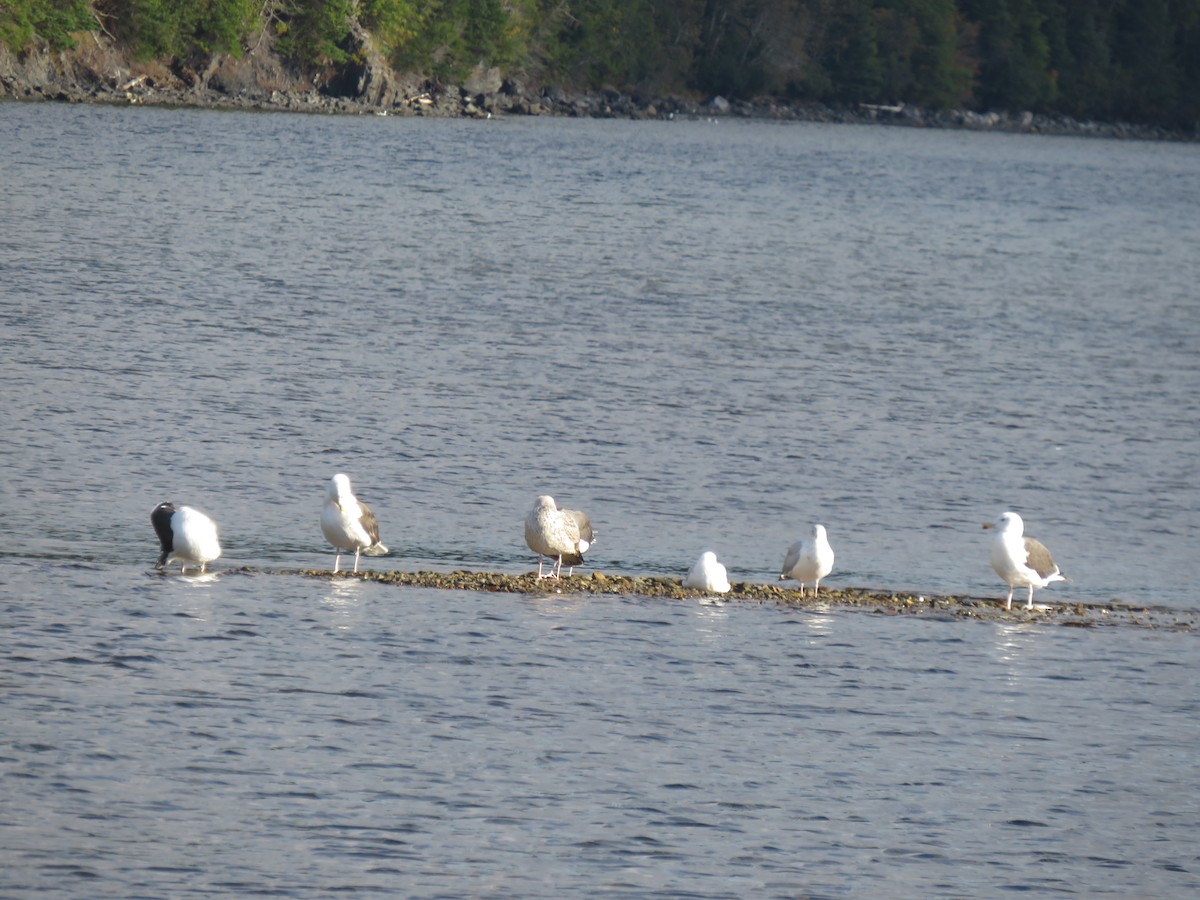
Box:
(321, 473), (388, 573)
(151, 502), (221, 574)
(779, 524), (835, 596)
(683, 551), (731, 594)
(984, 510), (1066, 610)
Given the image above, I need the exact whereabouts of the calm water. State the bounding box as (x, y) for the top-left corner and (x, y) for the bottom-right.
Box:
(2, 102), (1199, 895)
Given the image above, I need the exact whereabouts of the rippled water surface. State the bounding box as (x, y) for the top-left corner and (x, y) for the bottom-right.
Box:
(2, 102), (1199, 895)
(3, 565), (1199, 897)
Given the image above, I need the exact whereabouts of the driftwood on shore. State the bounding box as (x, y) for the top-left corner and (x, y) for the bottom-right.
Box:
(218, 567), (1198, 632)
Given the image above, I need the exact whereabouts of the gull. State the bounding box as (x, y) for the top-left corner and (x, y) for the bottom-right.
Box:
(984, 510), (1066, 610)
(683, 551), (731, 594)
(525, 495), (591, 579)
(151, 502), (221, 574)
(321, 473), (388, 573)
(779, 524), (835, 596)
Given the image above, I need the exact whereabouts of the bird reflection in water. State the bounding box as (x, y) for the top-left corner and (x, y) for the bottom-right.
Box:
(992, 622), (1038, 687)
(322, 578), (366, 630)
(803, 610), (835, 645)
(691, 597), (729, 645)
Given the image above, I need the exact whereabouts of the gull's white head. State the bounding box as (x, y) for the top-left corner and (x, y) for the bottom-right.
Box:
(535, 495), (557, 511)
(329, 473), (353, 500)
(984, 511), (1023, 535)
(813, 524), (827, 540)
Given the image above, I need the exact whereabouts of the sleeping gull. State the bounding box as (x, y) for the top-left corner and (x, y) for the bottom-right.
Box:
(151, 502), (221, 574)
(683, 551), (731, 594)
(779, 524), (835, 596)
(525, 495), (591, 579)
(984, 510), (1066, 610)
(321, 473), (388, 573)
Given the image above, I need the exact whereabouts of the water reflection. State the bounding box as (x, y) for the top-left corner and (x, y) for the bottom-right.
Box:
(691, 597), (729, 645)
(323, 577), (363, 603)
(991, 622), (1039, 686)
(526, 592), (592, 617)
(157, 571), (222, 621)
(148, 568), (221, 585)
(803, 608), (836, 643)
(322, 578), (365, 629)
(178, 572), (221, 586)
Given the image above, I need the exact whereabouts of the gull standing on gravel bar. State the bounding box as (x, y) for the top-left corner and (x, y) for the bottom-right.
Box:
(984, 510), (1066, 610)
(525, 495), (591, 579)
(321, 473), (388, 573)
(151, 502), (221, 574)
(779, 524), (835, 596)
(683, 551), (731, 594)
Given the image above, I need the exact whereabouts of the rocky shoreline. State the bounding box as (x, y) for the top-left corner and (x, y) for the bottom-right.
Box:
(223, 567), (1197, 631)
(2, 34), (1191, 142)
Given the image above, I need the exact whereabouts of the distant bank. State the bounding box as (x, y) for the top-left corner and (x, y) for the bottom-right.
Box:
(1, 35), (1188, 143)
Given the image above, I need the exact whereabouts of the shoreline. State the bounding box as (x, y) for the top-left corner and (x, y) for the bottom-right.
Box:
(2, 39), (1190, 143)
(224, 567), (1197, 632)
(5, 86), (1187, 144)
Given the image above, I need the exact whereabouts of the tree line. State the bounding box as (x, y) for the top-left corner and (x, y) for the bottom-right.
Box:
(4, 0), (1198, 128)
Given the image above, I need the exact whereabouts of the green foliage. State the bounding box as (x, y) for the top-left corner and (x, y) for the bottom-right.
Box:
(536, 0), (669, 88)
(195, 0), (257, 56)
(791, 0), (971, 107)
(1042, 0), (1113, 120)
(692, 0), (776, 98)
(899, 0), (974, 107)
(275, 0), (354, 65)
(1111, 0), (1179, 121)
(2, 0), (1198, 128)
(385, 0), (531, 80)
(0, 2), (36, 50)
(809, 0), (884, 102)
(116, 0), (184, 59)
(1173, 0), (1200, 127)
(106, 0), (255, 60)
(34, 0), (93, 47)
(960, 0), (1056, 110)
(1042, 0), (1200, 127)
(1, 0), (93, 50)
(360, 0), (427, 51)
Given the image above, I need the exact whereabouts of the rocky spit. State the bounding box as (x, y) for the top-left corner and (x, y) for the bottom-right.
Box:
(2, 34), (1192, 142)
(215, 567), (1198, 632)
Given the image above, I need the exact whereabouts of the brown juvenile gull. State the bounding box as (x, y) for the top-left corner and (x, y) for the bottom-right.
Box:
(151, 502), (221, 574)
(321, 473), (388, 573)
(779, 524), (835, 597)
(524, 495), (591, 579)
(984, 510), (1066, 610)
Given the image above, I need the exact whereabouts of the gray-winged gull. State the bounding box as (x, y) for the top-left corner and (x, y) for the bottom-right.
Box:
(779, 523), (835, 596)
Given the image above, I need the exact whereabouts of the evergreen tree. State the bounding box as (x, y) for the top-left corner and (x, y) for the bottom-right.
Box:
(961, 0), (1056, 110)
(1112, 0), (1180, 121)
